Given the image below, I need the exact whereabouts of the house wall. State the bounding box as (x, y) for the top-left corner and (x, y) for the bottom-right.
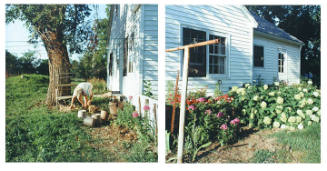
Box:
(165, 5), (255, 95)
(253, 33), (301, 84)
(142, 5), (158, 98)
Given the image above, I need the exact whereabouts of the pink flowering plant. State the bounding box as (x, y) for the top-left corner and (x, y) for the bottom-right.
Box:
(180, 93), (240, 161)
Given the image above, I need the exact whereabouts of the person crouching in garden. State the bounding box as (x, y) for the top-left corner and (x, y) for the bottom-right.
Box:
(70, 82), (93, 109)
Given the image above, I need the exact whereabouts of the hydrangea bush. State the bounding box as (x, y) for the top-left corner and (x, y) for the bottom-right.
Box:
(229, 80), (320, 130)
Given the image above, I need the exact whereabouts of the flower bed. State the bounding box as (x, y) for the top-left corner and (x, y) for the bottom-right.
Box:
(166, 80), (320, 162)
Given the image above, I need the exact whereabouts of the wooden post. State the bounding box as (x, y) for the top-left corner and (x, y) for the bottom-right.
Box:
(138, 96), (142, 117)
(153, 103), (158, 136)
(166, 39), (219, 163)
(170, 70), (180, 134)
(177, 47), (190, 163)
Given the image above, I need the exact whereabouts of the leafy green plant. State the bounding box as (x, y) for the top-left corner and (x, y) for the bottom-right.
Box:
(143, 80), (153, 98)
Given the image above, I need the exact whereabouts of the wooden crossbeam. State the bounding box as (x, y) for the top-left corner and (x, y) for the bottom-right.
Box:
(165, 39), (219, 52)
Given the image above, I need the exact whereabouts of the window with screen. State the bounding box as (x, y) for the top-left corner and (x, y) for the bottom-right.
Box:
(254, 45), (264, 67)
(123, 36), (128, 76)
(183, 28), (206, 77)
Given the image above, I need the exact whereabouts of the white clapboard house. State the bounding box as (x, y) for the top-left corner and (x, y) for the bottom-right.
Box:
(107, 4), (158, 119)
(165, 5), (304, 94)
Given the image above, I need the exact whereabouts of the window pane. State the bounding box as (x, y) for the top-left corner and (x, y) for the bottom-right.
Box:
(183, 28), (206, 77)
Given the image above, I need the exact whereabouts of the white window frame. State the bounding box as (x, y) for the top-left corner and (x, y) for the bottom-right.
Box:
(180, 25), (230, 80)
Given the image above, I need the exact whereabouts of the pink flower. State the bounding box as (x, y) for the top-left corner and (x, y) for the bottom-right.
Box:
(216, 112), (224, 118)
(132, 111), (139, 118)
(197, 97), (206, 102)
(143, 105), (150, 111)
(220, 124), (228, 130)
(230, 118), (240, 125)
(128, 96), (133, 100)
(188, 105), (195, 111)
(205, 109), (212, 115)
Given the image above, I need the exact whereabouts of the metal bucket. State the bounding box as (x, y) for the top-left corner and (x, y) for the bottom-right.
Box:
(109, 102), (118, 115)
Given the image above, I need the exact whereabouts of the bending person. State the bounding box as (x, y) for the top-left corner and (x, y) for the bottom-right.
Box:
(70, 82), (93, 109)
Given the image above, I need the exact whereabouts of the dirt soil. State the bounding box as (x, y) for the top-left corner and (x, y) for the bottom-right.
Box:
(195, 127), (299, 163)
(87, 122), (138, 162)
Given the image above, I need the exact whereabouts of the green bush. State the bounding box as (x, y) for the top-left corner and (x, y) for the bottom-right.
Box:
(229, 80), (320, 130)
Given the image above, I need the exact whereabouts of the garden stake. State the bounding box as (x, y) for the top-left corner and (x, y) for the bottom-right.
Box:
(138, 96), (141, 117)
(166, 39), (219, 163)
(170, 70), (180, 134)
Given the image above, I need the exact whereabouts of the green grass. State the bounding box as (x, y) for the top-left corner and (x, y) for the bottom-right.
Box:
(5, 74), (113, 162)
(273, 123), (321, 163)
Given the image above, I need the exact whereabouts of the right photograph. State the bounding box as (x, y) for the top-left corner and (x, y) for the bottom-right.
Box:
(165, 5), (321, 163)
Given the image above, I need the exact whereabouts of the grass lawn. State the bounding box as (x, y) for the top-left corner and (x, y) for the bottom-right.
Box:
(5, 74), (157, 162)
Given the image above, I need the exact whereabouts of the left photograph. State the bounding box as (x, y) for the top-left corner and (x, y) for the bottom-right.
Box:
(5, 4), (158, 162)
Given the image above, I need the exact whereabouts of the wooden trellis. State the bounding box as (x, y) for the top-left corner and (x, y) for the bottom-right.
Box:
(166, 39), (219, 163)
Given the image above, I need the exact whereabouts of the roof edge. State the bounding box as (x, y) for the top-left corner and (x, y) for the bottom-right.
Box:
(254, 30), (305, 46)
(240, 6), (258, 28)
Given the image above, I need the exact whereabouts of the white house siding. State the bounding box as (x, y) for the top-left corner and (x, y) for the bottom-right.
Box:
(253, 33), (301, 85)
(142, 5), (158, 98)
(107, 5), (127, 93)
(165, 5), (255, 95)
(121, 5), (142, 98)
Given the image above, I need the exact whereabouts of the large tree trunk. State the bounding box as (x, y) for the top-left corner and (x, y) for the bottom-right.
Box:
(41, 31), (71, 107)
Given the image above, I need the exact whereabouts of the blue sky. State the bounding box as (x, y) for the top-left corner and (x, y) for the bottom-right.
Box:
(5, 4), (107, 61)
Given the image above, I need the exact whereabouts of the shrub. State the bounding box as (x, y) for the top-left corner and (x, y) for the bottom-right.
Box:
(229, 80), (320, 130)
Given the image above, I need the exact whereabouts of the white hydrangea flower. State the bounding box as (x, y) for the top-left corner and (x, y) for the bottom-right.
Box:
(276, 109), (282, 114)
(288, 116), (296, 123)
(299, 92), (304, 98)
(245, 83), (250, 88)
(299, 100), (306, 108)
(253, 95), (259, 101)
(276, 105), (283, 110)
(312, 106), (319, 112)
(231, 86), (238, 92)
(310, 115), (320, 122)
(298, 87), (302, 91)
(296, 116), (302, 123)
(313, 91), (319, 97)
(281, 124), (287, 129)
(306, 110), (313, 116)
(263, 84), (268, 90)
(298, 123), (304, 130)
(237, 88), (246, 96)
(307, 98), (313, 105)
(274, 82), (280, 86)
(297, 110), (305, 119)
(263, 117), (272, 125)
(294, 94), (301, 100)
(242, 109), (246, 114)
(269, 92), (275, 96)
(317, 110), (320, 116)
(273, 121), (280, 128)
(276, 97), (284, 104)
(303, 88), (308, 93)
(280, 113), (287, 123)
(250, 113), (255, 119)
(308, 80), (313, 85)
(287, 107), (292, 112)
(261, 101), (267, 109)
(308, 121), (312, 126)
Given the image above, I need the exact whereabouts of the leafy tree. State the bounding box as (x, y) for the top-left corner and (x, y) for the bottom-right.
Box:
(75, 5), (112, 80)
(6, 5), (92, 106)
(246, 5), (321, 86)
(6, 51), (19, 75)
(36, 59), (49, 75)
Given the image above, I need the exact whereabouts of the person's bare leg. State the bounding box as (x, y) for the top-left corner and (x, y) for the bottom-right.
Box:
(70, 96), (76, 109)
(84, 96), (89, 108)
(77, 94), (85, 108)
(88, 91), (93, 106)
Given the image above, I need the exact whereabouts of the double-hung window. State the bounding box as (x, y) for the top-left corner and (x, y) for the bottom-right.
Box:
(209, 35), (226, 74)
(278, 53), (284, 73)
